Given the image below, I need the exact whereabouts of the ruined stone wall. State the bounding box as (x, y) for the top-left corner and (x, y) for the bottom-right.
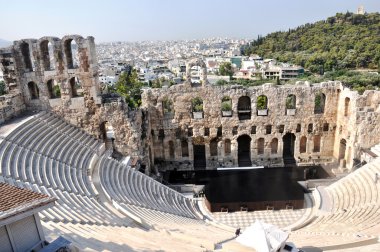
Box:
(334, 87), (380, 168)
(142, 81), (340, 171)
(0, 35), (144, 160)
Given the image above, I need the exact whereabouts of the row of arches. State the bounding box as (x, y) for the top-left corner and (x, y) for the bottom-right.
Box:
(162, 133), (324, 167)
(20, 39), (80, 72)
(27, 77), (82, 100)
(161, 93), (327, 118)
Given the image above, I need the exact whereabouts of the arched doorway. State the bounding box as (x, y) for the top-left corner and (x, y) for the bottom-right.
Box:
(339, 139), (346, 161)
(237, 135), (251, 167)
(283, 133), (296, 165)
(193, 137), (206, 170)
(100, 121), (115, 150)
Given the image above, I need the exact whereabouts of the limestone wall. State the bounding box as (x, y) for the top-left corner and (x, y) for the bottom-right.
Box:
(142, 81), (340, 170)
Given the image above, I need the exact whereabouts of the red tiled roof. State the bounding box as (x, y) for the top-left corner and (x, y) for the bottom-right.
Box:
(0, 182), (55, 213)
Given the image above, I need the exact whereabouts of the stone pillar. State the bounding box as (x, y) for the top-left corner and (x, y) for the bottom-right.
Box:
(231, 139), (238, 166)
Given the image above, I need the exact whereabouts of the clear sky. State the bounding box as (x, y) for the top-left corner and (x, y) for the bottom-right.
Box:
(0, 0), (379, 43)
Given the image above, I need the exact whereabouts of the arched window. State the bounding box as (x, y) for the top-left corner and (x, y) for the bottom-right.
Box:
(238, 96), (251, 120)
(300, 136), (307, 153)
(286, 94), (296, 115)
(181, 140), (189, 157)
(169, 141), (175, 159)
(314, 93), (326, 114)
(64, 39), (79, 69)
(221, 96), (232, 117)
(192, 97), (203, 118)
(313, 135), (321, 152)
(257, 138), (265, 155)
(271, 138), (278, 154)
(224, 139), (231, 155)
(69, 77), (83, 97)
(257, 95), (268, 110)
(210, 138), (218, 157)
(20, 42), (33, 72)
(47, 79), (61, 99)
(162, 97), (174, 118)
(344, 97), (350, 116)
(40, 40), (55, 71)
(28, 82), (39, 99)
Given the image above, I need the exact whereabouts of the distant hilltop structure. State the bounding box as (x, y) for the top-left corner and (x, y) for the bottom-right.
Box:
(357, 5), (365, 15)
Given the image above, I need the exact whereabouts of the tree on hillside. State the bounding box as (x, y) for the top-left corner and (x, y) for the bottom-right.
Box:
(114, 67), (143, 109)
(219, 62), (234, 79)
(242, 12), (380, 73)
(0, 81), (6, 96)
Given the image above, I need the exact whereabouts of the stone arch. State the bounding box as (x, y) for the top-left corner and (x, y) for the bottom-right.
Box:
(191, 97), (203, 115)
(224, 139), (231, 155)
(62, 35), (84, 70)
(168, 140), (175, 159)
(46, 79), (61, 99)
(257, 95), (268, 116)
(257, 138), (265, 155)
(221, 96), (232, 116)
(271, 138), (278, 154)
(186, 58), (207, 87)
(20, 42), (33, 72)
(181, 139), (189, 157)
(313, 135), (321, 152)
(162, 97), (174, 115)
(286, 94), (296, 115)
(339, 139), (347, 160)
(238, 134), (251, 167)
(210, 138), (218, 157)
(286, 94), (296, 109)
(344, 97), (350, 116)
(299, 136), (307, 153)
(238, 96), (251, 120)
(314, 93), (326, 114)
(69, 77), (83, 97)
(39, 40), (55, 71)
(193, 136), (206, 169)
(99, 121), (115, 149)
(27, 81), (39, 100)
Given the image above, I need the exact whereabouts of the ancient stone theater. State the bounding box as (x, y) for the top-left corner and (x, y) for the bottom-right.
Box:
(0, 35), (380, 251)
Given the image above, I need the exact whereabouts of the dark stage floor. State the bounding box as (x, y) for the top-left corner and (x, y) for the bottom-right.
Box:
(164, 166), (327, 204)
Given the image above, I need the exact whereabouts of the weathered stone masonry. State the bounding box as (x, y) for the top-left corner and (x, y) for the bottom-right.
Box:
(1, 36), (380, 173)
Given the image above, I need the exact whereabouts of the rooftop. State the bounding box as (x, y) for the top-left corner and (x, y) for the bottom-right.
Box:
(0, 182), (55, 222)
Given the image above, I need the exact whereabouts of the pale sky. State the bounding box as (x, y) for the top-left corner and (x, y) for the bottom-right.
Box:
(0, 0), (379, 43)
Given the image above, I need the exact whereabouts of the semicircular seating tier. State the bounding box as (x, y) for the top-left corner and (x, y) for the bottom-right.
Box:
(0, 112), (234, 251)
(289, 148), (380, 248)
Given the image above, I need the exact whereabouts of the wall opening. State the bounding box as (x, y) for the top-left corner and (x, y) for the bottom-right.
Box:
(286, 94), (296, 115)
(283, 133), (296, 161)
(237, 96), (251, 120)
(169, 141), (175, 159)
(339, 139), (347, 161)
(257, 138), (265, 155)
(40, 40), (55, 71)
(99, 121), (115, 150)
(344, 97), (350, 117)
(193, 141), (206, 170)
(162, 97), (174, 118)
(238, 135), (251, 167)
(266, 125), (272, 134)
(181, 140), (189, 157)
(20, 42), (33, 72)
(224, 139), (231, 155)
(313, 135), (321, 152)
(210, 138), (218, 157)
(308, 123), (313, 133)
(69, 77), (83, 97)
(300, 136), (307, 153)
(27, 82), (39, 100)
(271, 138), (278, 154)
(46, 79), (61, 99)
(314, 93), (326, 114)
(64, 39), (79, 69)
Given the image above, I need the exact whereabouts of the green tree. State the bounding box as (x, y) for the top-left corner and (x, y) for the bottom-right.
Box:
(219, 62), (234, 79)
(114, 68), (143, 108)
(0, 81), (6, 96)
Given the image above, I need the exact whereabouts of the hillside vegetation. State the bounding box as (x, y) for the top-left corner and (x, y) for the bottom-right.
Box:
(242, 12), (380, 74)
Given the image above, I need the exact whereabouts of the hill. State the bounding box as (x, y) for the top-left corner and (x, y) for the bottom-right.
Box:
(241, 12), (380, 74)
